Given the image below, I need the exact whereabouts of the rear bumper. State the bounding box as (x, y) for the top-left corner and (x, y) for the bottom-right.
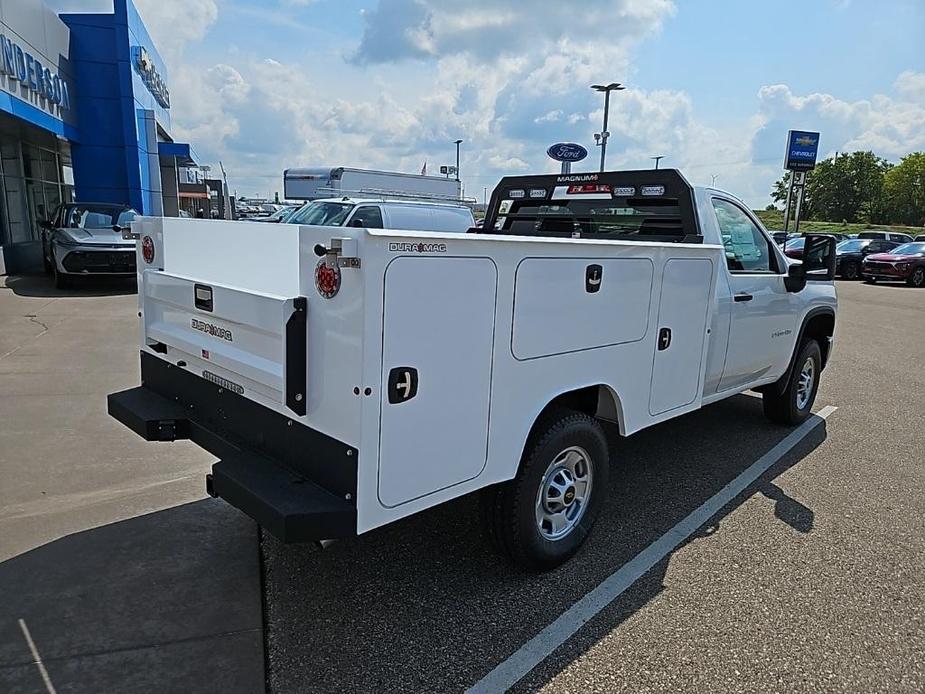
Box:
(107, 352), (357, 541)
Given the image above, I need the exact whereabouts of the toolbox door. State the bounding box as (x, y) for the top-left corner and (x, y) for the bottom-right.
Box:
(649, 258), (715, 415)
(378, 256), (497, 507)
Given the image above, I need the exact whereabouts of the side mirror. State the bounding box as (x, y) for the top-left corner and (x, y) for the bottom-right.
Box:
(784, 262), (806, 293)
(348, 218), (365, 228)
(803, 234), (837, 281)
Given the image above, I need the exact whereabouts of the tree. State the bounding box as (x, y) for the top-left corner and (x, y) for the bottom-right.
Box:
(883, 153), (925, 227)
(770, 151), (892, 223)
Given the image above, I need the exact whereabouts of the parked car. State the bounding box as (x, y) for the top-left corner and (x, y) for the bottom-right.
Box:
(783, 234), (838, 260)
(254, 206), (299, 223)
(914, 234), (925, 242)
(857, 230), (914, 243)
(40, 202), (138, 288)
(834, 238), (901, 280)
(283, 198), (475, 232)
(862, 242), (925, 287)
(770, 230), (787, 245)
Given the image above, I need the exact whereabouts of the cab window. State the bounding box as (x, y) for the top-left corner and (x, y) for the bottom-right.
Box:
(711, 198), (777, 273)
(350, 206), (384, 228)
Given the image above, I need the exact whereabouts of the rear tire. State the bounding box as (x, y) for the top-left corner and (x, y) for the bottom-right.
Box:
(482, 409), (610, 570)
(907, 266), (925, 288)
(763, 339), (822, 426)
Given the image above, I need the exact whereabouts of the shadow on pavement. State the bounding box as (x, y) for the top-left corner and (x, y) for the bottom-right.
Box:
(2, 273), (137, 298)
(0, 499), (264, 694)
(262, 394), (828, 694)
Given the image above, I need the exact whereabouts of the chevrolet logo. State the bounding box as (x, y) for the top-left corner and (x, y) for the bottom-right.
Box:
(795, 135), (817, 146)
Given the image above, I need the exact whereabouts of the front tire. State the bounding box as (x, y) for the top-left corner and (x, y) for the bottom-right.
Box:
(763, 339), (822, 425)
(52, 254), (72, 290)
(482, 409), (610, 570)
(841, 260), (860, 280)
(906, 266), (925, 288)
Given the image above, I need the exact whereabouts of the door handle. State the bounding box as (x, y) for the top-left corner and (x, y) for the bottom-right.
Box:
(733, 293), (753, 302)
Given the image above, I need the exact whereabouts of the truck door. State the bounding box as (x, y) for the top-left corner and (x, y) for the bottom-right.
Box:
(711, 198), (797, 391)
(378, 256), (497, 507)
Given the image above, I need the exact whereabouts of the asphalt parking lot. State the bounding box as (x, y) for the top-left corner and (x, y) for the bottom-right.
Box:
(1, 275), (923, 693)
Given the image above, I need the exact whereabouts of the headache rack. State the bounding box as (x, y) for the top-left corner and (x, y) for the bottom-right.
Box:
(316, 187), (477, 206)
(479, 168), (702, 244)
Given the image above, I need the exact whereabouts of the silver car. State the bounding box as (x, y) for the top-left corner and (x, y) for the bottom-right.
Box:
(40, 203), (139, 288)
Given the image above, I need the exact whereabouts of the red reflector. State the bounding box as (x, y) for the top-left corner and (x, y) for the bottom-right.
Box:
(315, 258), (341, 299)
(566, 184), (612, 194)
(141, 235), (155, 264)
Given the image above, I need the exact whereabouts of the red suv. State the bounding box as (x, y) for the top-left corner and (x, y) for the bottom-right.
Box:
(862, 242), (925, 287)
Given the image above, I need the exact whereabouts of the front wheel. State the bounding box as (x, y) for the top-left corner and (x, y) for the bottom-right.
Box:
(482, 409), (610, 570)
(763, 339), (821, 425)
(906, 266), (925, 288)
(52, 254), (72, 290)
(841, 261), (860, 280)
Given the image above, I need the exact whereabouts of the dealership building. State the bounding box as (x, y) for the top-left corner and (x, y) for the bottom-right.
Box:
(0, 0), (203, 273)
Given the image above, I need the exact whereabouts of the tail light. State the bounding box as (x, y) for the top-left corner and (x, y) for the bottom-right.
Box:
(141, 235), (155, 264)
(315, 258), (341, 298)
(566, 184), (612, 194)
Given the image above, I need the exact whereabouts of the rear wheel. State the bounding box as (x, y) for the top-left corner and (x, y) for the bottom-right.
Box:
(763, 340), (821, 425)
(907, 266), (925, 288)
(841, 260), (860, 280)
(481, 409), (610, 570)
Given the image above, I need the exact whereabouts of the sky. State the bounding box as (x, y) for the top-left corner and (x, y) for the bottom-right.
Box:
(51, 0), (925, 206)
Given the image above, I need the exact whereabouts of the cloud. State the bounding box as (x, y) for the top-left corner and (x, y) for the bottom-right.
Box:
(352, 0), (675, 65)
(751, 79), (925, 165)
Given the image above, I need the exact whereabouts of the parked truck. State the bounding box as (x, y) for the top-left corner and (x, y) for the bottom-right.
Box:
(283, 166), (461, 201)
(108, 169), (837, 569)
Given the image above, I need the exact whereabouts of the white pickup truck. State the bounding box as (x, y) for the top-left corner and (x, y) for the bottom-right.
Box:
(109, 169), (837, 569)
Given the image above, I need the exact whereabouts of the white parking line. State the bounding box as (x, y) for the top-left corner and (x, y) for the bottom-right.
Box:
(467, 405), (837, 694)
(18, 618), (57, 694)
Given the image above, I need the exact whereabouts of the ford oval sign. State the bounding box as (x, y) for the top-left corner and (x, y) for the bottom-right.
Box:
(547, 143), (588, 163)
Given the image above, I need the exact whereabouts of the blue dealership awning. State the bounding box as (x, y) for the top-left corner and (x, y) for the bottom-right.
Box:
(157, 141), (199, 167)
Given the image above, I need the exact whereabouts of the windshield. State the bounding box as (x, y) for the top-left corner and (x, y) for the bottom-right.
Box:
(890, 243), (925, 255)
(63, 205), (136, 228)
(288, 201), (354, 226)
(836, 239), (867, 252)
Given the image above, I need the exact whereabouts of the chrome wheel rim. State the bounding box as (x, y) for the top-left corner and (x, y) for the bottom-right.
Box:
(796, 357), (815, 410)
(535, 446), (593, 541)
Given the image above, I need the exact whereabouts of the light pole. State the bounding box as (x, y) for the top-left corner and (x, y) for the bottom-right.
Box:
(651, 155), (664, 170)
(711, 173), (719, 187)
(591, 82), (624, 172)
(454, 139), (462, 182)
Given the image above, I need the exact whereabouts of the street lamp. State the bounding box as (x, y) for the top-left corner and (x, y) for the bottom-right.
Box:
(591, 82), (625, 172)
(454, 139), (463, 183)
(651, 155), (664, 170)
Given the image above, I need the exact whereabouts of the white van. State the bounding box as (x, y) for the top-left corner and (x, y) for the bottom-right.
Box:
(285, 198), (474, 233)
